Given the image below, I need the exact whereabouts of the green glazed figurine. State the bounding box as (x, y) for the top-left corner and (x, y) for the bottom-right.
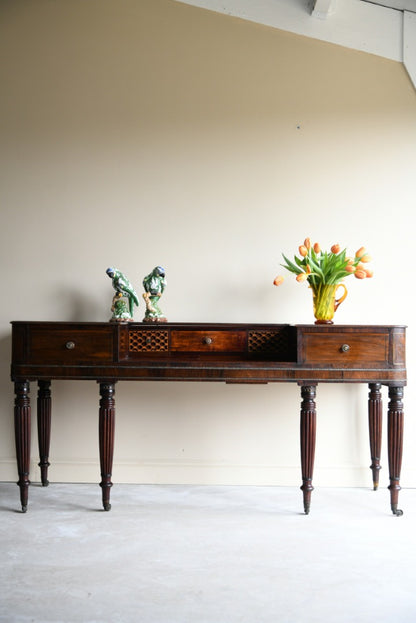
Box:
(142, 266), (167, 322)
(106, 267), (139, 322)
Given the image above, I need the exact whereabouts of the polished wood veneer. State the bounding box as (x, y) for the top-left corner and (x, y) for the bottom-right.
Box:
(11, 321), (406, 515)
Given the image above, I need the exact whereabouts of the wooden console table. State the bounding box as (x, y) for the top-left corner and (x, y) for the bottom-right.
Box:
(11, 322), (406, 515)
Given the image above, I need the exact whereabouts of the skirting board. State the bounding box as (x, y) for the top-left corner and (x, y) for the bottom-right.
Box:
(2, 458), (413, 488)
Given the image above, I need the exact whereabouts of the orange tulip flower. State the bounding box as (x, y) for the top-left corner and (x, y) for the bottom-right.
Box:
(356, 246), (366, 259)
(299, 245), (308, 257)
(331, 244), (340, 254)
(304, 238), (311, 250)
(360, 254), (372, 263)
(345, 265), (355, 273)
(354, 269), (367, 279)
(364, 268), (373, 278)
(296, 272), (308, 282)
(313, 242), (321, 254)
(273, 276), (284, 286)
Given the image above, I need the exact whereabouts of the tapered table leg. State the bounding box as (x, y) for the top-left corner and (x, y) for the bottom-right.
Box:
(37, 380), (51, 486)
(99, 382), (116, 511)
(14, 381), (31, 512)
(387, 385), (404, 516)
(368, 383), (382, 490)
(300, 384), (317, 515)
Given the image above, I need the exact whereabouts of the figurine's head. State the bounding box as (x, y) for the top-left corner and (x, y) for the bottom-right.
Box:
(106, 267), (115, 278)
(154, 266), (165, 277)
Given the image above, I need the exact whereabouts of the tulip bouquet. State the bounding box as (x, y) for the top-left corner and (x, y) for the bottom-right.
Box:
(274, 239), (373, 287)
(273, 238), (373, 323)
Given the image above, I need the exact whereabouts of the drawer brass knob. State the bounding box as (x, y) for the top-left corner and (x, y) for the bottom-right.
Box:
(65, 341), (75, 350)
(341, 344), (350, 353)
(203, 336), (213, 345)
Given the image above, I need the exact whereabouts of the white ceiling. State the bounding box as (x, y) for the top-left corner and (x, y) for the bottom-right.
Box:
(361, 0), (416, 10)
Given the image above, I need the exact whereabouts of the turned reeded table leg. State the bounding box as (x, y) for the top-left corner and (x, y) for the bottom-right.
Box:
(37, 380), (51, 486)
(300, 384), (317, 515)
(14, 381), (31, 513)
(368, 383), (382, 490)
(387, 385), (404, 516)
(98, 382), (116, 511)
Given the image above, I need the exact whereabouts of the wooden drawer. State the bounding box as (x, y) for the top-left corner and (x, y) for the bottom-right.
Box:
(299, 331), (389, 368)
(170, 330), (246, 353)
(28, 326), (114, 364)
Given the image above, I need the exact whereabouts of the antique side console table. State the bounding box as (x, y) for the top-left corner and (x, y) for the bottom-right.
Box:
(11, 322), (406, 515)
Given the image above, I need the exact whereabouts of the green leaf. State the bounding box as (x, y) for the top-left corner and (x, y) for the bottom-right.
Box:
(281, 253), (303, 275)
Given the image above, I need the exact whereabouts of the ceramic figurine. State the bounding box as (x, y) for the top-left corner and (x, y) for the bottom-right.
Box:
(142, 266), (167, 322)
(106, 267), (139, 322)
(110, 294), (132, 321)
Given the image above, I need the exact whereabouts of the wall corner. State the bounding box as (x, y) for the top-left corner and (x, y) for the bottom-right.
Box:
(403, 11), (416, 90)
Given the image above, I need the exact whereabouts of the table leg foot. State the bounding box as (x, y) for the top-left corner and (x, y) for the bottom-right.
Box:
(100, 481), (113, 511)
(301, 480), (314, 515)
(17, 480), (30, 513)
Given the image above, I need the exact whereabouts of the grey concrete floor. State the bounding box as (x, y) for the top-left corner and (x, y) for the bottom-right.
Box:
(1, 482), (416, 623)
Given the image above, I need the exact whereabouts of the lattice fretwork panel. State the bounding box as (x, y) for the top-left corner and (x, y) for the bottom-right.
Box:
(129, 330), (169, 352)
(248, 330), (291, 355)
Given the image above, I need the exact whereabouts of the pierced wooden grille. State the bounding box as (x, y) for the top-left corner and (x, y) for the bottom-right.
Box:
(129, 330), (169, 352)
(248, 330), (290, 355)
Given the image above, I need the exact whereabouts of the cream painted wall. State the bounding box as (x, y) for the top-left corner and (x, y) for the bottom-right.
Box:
(1, 0), (415, 491)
